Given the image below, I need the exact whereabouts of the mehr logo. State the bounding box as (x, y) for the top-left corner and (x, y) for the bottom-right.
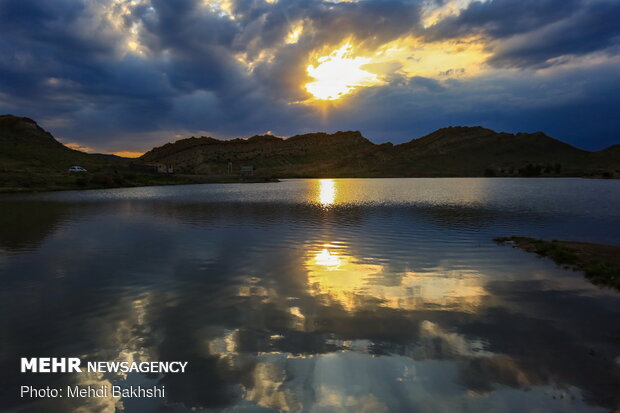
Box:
(21, 358), (189, 373)
(21, 358), (82, 373)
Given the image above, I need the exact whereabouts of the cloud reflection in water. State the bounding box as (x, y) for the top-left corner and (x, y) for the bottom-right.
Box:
(1, 179), (620, 412)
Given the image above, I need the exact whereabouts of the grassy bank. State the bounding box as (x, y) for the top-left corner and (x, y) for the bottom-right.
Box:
(494, 236), (620, 290)
(0, 170), (191, 193)
(0, 170), (279, 193)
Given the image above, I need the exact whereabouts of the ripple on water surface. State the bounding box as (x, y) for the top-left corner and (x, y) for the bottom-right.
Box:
(1, 178), (619, 412)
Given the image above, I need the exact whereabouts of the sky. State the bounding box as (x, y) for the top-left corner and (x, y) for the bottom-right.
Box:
(0, 0), (619, 156)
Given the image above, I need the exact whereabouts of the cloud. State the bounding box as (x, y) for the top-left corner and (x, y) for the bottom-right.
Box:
(409, 75), (445, 92)
(425, 0), (582, 40)
(426, 0), (620, 69)
(487, 1), (620, 68)
(62, 141), (95, 153)
(316, 56), (620, 149)
(0, 0), (618, 152)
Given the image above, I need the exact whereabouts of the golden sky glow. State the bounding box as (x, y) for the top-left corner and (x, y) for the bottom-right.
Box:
(111, 151), (143, 158)
(20, 0), (614, 154)
(372, 35), (490, 78)
(304, 37), (489, 102)
(107, 0), (489, 104)
(420, 0), (489, 28)
(285, 21), (305, 45)
(306, 44), (382, 101)
(65, 142), (95, 153)
(202, 0), (236, 19)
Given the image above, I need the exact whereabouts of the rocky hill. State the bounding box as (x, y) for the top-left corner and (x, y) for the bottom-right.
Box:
(0, 115), (189, 191)
(141, 131), (376, 176)
(374, 127), (592, 176)
(142, 126), (619, 178)
(2, 114), (618, 188)
(0, 115), (91, 165)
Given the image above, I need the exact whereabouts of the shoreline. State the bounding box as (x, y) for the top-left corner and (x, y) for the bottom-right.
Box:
(2, 175), (618, 195)
(495, 236), (620, 290)
(0, 175), (280, 194)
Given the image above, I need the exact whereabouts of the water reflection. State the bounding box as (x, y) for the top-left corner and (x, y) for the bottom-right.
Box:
(1, 179), (620, 412)
(306, 243), (487, 313)
(0, 201), (73, 252)
(317, 178), (337, 206)
(307, 243), (383, 311)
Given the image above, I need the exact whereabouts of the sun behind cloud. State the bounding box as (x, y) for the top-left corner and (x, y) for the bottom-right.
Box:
(303, 36), (489, 103)
(305, 43), (383, 101)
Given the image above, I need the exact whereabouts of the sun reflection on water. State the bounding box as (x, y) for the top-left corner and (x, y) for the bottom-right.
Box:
(306, 244), (488, 313)
(317, 179), (337, 206)
(314, 247), (341, 269)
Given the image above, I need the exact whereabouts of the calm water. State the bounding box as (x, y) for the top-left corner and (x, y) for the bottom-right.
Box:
(1, 178), (619, 413)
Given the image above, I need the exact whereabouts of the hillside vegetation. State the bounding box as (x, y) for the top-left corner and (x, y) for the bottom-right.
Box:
(495, 236), (620, 290)
(0, 115), (190, 192)
(2, 114), (619, 193)
(142, 126), (620, 178)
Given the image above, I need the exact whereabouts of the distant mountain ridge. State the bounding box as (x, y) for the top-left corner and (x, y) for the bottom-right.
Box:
(142, 126), (619, 178)
(141, 130), (375, 176)
(1, 114), (618, 179)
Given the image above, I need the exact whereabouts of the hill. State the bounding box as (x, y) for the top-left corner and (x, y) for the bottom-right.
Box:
(141, 131), (375, 176)
(0, 115), (97, 168)
(376, 127), (591, 177)
(2, 114), (618, 192)
(0, 115), (190, 192)
(142, 126), (619, 178)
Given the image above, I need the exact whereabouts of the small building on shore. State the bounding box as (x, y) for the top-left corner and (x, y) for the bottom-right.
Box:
(130, 162), (174, 174)
(152, 163), (174, 174)
(240, 166), (254, 177)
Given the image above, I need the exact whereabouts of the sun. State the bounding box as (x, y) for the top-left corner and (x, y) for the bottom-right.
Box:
(305, 43), (380, 101)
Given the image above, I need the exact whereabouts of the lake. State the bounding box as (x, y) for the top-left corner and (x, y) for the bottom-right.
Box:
(1, 178), (619, 413)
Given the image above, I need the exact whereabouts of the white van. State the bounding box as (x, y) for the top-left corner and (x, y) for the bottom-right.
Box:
(68, 166), (87, 172)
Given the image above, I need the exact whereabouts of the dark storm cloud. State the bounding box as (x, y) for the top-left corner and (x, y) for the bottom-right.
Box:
(408, 76), (445, 93)
(426, 0), (582, 40)
(143, 0), (422, 101)
(488, 1), (620, 68)
(427, 0), (620, 69)
(0, 0), (424, 146)
(0, 0), (618, 151)
(321, 59), (620, 150)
